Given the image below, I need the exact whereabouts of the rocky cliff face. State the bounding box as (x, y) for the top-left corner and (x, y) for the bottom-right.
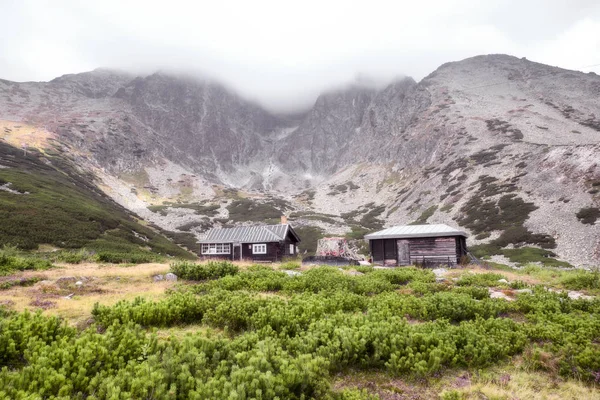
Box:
(1, 55), (599, 266)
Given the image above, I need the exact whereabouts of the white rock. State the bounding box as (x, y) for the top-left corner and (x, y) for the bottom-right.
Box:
(75, 281), (83, 287)
(489, 289), (513, 301)
(567, 291), (594, 300)
(497, 279), (509, 284)
(153, 274), (164, 282)
(432, 268), (448, 277)
(283, 270), (301, 277)
(515, 288), (533, 294)
(165, 273), (178, 282)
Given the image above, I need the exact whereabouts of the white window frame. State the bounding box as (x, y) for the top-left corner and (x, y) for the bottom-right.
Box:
(289, 244), (295, 254)
(252, 243), (267, 254)
(202, 243), (231, 255)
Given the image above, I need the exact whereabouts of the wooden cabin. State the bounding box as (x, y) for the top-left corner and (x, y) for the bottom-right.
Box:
(198, 221), (301, 262)
(365, 224), (468, 267)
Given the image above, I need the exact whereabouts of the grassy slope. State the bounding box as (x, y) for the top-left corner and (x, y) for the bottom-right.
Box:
(0, 142), (194, 259)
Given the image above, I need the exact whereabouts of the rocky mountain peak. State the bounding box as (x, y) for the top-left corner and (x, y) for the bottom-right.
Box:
(0, 55), (598, 266)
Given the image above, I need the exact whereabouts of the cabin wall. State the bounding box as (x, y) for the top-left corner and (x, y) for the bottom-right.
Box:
(200, 233), (299, 262)
(407, 237), (459, 265)
(369, 236), (465, 266)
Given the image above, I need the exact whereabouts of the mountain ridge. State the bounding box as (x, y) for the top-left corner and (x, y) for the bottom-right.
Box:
(0, 54), (598, 266)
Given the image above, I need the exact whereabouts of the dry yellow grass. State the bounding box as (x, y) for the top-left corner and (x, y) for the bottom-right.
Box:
(451, 369), (600, 400)
(0, 262), (176, 325)
(0, 120), (55, 152)
(447, 264), (544, 285)
(335, 365), (600, 400)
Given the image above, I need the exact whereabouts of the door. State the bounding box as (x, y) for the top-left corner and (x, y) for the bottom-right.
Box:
(397, 240), (410, 265)
(233, 243), (241, 261)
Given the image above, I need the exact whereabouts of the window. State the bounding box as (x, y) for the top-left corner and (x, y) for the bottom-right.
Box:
(202, 243), (230, 254)
(252, 243), (267, 254)
(289, 244), (295, 254)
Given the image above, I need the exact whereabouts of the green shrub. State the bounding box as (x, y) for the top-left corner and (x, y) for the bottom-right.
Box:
(0, 252), (53, 276)
(171, 261), (239, 281)
(561, 271), (600, 290)
(456, 272), (506, 287)
(576, 207), (600, 225)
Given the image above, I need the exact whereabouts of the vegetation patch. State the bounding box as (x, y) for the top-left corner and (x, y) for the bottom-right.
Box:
(170, 261), (239, 281)
(177, 219), (212, 232)
(0, 247), (53, 276)
(471, 246), (572, 268)
(0, 142), (192, 259)
(3, 264), (600, 398)
(148, 202), (219, 217)
(410, 205), (437, 225)
(576, 207), (600, 225)
(328, 181), (360, 195)
(163, 231), (200, 254)
(226, 198), (291, 223)
(293, 225), (324, 255)
(485, 119), (524, 140)
(456, 193), (537, 236)
(289, 211), (339, 225)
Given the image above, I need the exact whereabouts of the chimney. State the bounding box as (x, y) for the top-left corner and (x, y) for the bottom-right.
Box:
(281, 215), (288, 225)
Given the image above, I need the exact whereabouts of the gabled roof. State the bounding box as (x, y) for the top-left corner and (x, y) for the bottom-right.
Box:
(199, 224), (300, 244)
(364, 224), (467, 240)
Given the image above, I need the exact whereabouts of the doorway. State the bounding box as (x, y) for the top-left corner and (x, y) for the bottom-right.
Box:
(397, 240), (410, 265)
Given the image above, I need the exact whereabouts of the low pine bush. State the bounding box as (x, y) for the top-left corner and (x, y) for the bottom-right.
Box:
(170, 260), (239, 280)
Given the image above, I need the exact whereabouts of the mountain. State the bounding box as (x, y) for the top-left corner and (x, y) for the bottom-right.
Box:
(0, 55), (598, 266)
(0, 137), (193, 260)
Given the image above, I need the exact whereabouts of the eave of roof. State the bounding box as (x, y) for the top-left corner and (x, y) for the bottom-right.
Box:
(364, 224), (467, 240)
(198, 224), (298, 244)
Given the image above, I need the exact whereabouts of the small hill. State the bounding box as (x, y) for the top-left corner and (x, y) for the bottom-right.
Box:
(0, 140), (194, 260)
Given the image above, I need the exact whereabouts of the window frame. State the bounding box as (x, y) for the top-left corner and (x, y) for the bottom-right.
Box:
(202, 243), (231, 255)
(252, 243), (267, 254)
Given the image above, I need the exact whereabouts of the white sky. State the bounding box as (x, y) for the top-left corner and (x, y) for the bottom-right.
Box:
(1, 0), (599, 111)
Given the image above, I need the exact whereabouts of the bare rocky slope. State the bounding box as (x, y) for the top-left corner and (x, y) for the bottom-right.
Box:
(0, 54), (599, 266)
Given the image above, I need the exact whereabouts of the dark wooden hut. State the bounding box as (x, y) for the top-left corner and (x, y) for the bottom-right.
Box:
(365, 224), (468, 267)
(198, 222), (300, 262)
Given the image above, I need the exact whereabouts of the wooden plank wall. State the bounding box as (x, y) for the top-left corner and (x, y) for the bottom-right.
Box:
(408, 237), (458, 264)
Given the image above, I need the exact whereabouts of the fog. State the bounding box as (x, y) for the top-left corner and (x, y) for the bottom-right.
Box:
(1, 0), (599, 111)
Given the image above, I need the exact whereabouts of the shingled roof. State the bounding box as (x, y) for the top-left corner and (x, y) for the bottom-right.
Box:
(199, 224), (300, 244)
(364, 224), (467, 240)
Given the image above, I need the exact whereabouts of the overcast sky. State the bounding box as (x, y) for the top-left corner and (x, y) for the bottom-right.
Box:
(1, 0), (599, 111)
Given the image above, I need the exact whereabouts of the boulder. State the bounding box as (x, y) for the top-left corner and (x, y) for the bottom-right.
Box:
(497, 279), (509, 284)
(432, 268), (448, 278)
(346, 270), (364, 276)
(283, 270), (301, 277)
(165, 273), (178, 282)
(515, 288), (533, 295)
(153, 274), (164, 282)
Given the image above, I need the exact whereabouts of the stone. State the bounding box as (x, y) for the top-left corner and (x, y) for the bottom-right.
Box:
(515, 288), (533, 294)
(497, 279), (509, 284)
(432, 268), (448, 278)
(489, 290), (513, 301)
(283, 270), (301, 277)
(56, 276), (77, 284)
(346, 270), (364, 276)
(568, 291), (594, 300)
(153, 274), (164, 282)
(75, 281), (83, 287)
(165, 273), (178, 282)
